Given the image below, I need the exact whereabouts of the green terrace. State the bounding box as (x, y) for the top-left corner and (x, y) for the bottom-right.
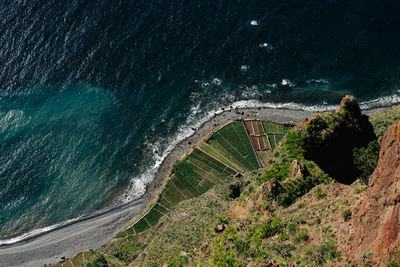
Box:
(123, 119), (293, 235)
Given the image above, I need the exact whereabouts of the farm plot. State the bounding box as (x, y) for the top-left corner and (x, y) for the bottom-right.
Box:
(198, 143), (243, 172)
(250, 136), (266, 151)
(244, 120), (268, 152)
(262, 121), (293, 150)
(262, 121), (292, 134)
(130, 145), (237, 234)
(129, 120), (291, 235)
(208, 121), (260, 170)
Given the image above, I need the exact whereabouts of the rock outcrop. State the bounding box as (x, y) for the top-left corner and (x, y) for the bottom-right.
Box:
(301, 95), (376, 184)
(352, 121), (400, 264)
(289, 159), (308, 179)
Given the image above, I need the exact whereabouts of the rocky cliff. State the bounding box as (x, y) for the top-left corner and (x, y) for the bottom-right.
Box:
(353, 121), (400, 264)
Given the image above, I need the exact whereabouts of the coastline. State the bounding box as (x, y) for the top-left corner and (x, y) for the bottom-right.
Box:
(0, 105), (385, 266)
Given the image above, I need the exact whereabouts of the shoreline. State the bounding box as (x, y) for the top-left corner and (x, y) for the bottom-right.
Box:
(0, 105), (385, 266)
(141, 104), (384, 209)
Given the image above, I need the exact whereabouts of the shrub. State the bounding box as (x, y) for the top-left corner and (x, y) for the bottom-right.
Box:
(342, 209), (352, 221)
(387, 252), (400, 267)
(115, 230), (127, 239)
(353, 140), (380, 184)
(272, 243), (296, 259)
(305, 239), (340, 265)
(251, 216), (283, 245)
(85, 250), (107, 267)
(295, 228), (309, 243)
(279, 231), (289, 241)
(322, 225), (332, 233)
(288, 220), (298, 235)
(234, 239), (249, 254)
(107, 241), (144, 263)
(167, 255), (189, 266)
(253, 250), (270, 260)
(315, 188), (326, 199)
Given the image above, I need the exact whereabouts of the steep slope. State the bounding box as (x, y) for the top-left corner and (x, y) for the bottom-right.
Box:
(352, 121), (400, 265)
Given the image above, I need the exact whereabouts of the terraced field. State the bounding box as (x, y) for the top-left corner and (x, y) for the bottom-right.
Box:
(207, 121), (260, 170)
(261, 121), (292, 150)
(127, 119), (292, 235)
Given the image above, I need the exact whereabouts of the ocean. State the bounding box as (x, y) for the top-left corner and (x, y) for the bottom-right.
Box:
(1, 0), (400, 240)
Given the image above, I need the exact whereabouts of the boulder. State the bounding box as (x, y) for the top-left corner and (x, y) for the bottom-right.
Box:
(289, 160), (308, 179)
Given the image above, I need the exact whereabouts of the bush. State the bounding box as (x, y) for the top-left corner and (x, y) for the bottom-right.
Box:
(322, 225), (332, 233)
(387, 252), (400, 267)
(85, 250), (107, 267)
(353, 140), (380, 184)
(295, 228), (309, 243)
(288, 220), (298, 235)
(251, 216), (283, 245)
(107, 241), (144, 263)
(234, 239), (249, 254)
(315, 188), (326, 199)
(272, 243), (296, 259)
(342, 209), (352, 221)
(305, 239), (340, 265)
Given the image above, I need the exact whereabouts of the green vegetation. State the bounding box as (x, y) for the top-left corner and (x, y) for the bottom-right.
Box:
(387, 252), (400, 267)
(199, 142), (243, 172)
(353, 140), (380, 184)
(130, 119), (288, 234)
(208, 121), (260, 170)
(262, 122), (292, 151)
(262, 122), (292, 134)
(342, 209), (352, 221)
(255, 129), (332, 207)
(130, 144), (240, 234)
(315, 188), (326, 199)
(85, 250), (108, 267)
(304, 239), (341, 265)
(369, 105), (400, 139)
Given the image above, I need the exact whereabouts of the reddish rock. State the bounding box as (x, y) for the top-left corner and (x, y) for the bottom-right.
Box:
(352, 121), (400, 263)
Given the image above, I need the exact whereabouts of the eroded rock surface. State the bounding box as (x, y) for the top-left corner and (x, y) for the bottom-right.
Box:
(353, 121), (400, 263)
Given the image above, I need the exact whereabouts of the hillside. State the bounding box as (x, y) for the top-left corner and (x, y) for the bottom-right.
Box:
(57, 96), (400, 266)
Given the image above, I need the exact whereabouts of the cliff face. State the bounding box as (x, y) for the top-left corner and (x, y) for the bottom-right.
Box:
(302, 95), (376, 184)
(353, 121), (400, 262)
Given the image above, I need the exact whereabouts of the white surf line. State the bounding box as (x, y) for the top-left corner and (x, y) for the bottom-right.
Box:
(121, 93), (399, 204)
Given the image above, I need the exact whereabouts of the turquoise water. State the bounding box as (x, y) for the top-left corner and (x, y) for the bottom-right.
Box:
(1, 0), (400, 239)
(0, 83), (123, 237)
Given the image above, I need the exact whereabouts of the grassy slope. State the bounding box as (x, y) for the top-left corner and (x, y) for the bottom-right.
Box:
(369, 105), (400, 139)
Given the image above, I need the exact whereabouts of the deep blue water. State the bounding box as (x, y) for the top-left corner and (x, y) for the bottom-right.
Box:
(1, 0), (400, 239)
